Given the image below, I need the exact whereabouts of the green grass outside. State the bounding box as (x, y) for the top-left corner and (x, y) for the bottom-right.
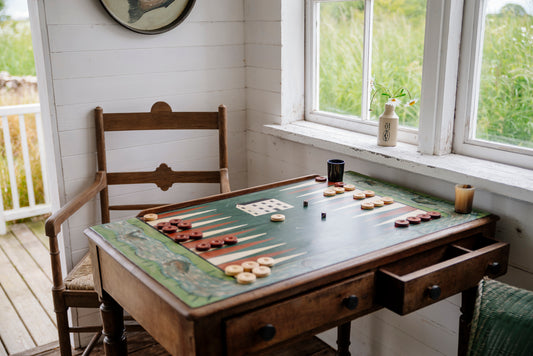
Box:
(1, 19), (43, 211)
(318, 1), (533, 148)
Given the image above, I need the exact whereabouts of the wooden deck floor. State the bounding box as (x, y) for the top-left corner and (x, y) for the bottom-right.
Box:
(0, 220), (57, 355)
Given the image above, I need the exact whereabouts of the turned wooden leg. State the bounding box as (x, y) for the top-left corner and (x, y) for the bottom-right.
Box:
(458, 286), (477, 356)
(100, 292), (127, 356)
(337, 322), (351, 356)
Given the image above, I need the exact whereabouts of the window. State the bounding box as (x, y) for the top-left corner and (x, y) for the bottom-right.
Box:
(306, 0), (427, 144)
(306, 0), (533, 169)
(455, 0), (533, 168)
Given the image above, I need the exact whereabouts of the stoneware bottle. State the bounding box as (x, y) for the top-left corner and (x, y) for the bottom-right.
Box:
(377, 103), (399, 147)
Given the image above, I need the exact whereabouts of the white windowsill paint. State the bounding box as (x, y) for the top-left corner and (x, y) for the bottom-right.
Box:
(263, 121), (533, 204)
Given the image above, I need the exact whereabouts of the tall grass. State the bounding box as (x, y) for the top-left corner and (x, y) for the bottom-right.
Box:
(318, 1), (533, 147)
(477, 12), (533, 149)
(0, 20), (36, 76)
(1, 19), (43, 211)
(318, 0), (426, 127)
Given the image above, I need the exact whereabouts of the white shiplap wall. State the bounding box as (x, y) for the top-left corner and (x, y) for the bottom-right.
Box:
(245, 1), (533, 355)
(33, 0), (247, 341)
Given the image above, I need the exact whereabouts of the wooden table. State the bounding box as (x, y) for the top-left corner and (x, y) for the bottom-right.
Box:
(86, 172), (509, 356)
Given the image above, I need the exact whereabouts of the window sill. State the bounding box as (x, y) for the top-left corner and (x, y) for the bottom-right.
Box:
(262, 121), (533, 204)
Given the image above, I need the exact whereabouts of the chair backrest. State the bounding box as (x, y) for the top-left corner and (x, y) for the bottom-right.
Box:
(94, 101), (230, 223)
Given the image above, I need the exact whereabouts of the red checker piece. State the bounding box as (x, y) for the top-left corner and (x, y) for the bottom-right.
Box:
(428, 211), (442, 219)
(394, 219), (410, 228)
(406, 216), (421, 224)
(162, 225), (178, 234)
(156, 222), (170, 230)
(417, 214), (432, 222)
(195, 242), (211, 251)
(171, 234), (189, 243)
(223, 236), (238, 245)
(315, 176), (327, 182)
(189, 231), (203, 240)
(169, 218), (182, 226)
(334, 182), (345, 187)
(210, 239), (225, 248)
(177, 221), (192, 230)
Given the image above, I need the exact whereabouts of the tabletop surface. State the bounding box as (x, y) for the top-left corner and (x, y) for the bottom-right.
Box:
(89, 171), (489, 308)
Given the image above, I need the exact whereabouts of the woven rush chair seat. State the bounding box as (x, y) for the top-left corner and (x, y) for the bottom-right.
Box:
(64, 254), (94, 291)
(467, 277), (533, 356)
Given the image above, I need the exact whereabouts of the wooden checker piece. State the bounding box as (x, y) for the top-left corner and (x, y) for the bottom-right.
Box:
(143, 213), (158, 221)
(257, 257), (275, 267)
(363, 190), (375, 197)
(373, 199), (384, 207)
(428, 211), (442, 219)
(407, 216), (421, 224)
(236, 272), (256, 285)
(224, 265), (243, 276)
(162, 225), (178, 234)
(156, 222), (170, 230)
(394, 219), (410, 228)
(382, 197), (394, 205)
(334, 182), (345, 187)
(223, 236), (238, 245)
(210, 239), (225, 248)
(361, 202), (374, 210)
(315, 176), (327, 182)
(252, 266), (271, 278)
(417, 214), (432, 222)
(323, 189), (336, 197)
(195, 242), (211, 251)
(189, 231), (203, 240)
(270, 214), (285, 222)
(353, 192), (366, 200)
(171, 234), (189, 243)
(344, 184), (356, 191)
(334, 187), (345, 194)
(169, 218), (182, 226)
(178, 221), (192, 230)
(241, 261), (260, 272)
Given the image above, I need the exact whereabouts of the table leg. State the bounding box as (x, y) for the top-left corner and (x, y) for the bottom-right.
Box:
(458, 286), (477, 356)
(100, 292), (127, 356)
(336, 322), (351, 356)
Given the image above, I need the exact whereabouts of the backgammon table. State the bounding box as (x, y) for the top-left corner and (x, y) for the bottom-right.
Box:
(85, 171), (509, 355)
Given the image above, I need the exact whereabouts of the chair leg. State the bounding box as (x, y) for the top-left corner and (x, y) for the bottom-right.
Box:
(81, 330), (102, 356)
(56, 308), (73, 356)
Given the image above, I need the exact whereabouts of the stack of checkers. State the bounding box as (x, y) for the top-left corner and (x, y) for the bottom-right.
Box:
(224, 257), (275, 284)
(394, 211), (441, 228)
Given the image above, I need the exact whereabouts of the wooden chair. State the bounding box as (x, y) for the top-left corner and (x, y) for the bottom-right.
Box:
(45, 102), (230, 356)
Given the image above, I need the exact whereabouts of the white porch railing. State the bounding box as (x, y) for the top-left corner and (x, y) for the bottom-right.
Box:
(0, 103), (51, 234)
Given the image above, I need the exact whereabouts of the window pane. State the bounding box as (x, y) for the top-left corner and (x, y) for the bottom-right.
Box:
(476, 1), (533, 149)
(318, 1), (365, 117)
(370, 0), (426, 128)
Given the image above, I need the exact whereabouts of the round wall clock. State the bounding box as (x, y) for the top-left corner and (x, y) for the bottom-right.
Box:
(100, 0), (196, 34)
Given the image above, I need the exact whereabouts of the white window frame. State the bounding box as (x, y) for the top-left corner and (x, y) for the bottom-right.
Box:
(454, 0), (533, 169)
(305, 0), (532, 169)
(305, 0), (429, 146)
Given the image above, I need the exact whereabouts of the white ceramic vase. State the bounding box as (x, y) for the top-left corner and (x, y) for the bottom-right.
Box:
(377, 103), (399, 147)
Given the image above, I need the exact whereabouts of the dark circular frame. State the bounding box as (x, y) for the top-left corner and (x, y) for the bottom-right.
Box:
(99, 0), (196, 35)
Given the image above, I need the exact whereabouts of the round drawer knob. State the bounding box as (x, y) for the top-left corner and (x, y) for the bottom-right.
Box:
(487, 261), (501, 275)
(342, 295), (359, 310)
(258, 324), (276, 341)
(427, 285), (441, 300)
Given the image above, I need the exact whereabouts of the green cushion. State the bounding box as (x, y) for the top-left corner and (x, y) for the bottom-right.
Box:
(467, 278), (533, 356)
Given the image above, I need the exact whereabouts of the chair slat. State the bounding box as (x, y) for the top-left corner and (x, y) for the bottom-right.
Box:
(103, 112), (219, 131)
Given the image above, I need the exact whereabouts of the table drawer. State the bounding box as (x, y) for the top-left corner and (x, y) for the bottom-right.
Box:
(225, 271), (375, 356)
(376, 235), (509, 315)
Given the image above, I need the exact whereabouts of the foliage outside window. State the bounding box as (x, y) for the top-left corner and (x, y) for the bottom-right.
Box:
(307, 0), (533, 168)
